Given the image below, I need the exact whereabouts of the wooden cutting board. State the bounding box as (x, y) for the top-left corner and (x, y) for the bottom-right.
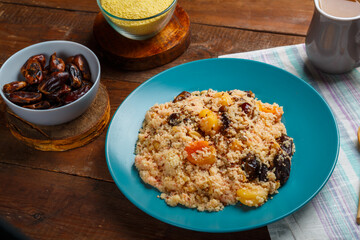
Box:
(5, 84), (110, 151)
(93, 4), (190, 70)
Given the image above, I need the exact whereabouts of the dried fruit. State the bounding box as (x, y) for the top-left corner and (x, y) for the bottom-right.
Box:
(49, 52), (65, 72)
(29, 54), (46, 68)
(23, 101), (51, 109)
(73, 54), (91, 80)
(214, 92), (233, 106)
(242, 154), (260, 181)
(7, 91), (42, 104)
(277, 134), (294, 156)
(221, 112), (230, 132)
(199, 109), (221, 134)
(63, 82), (92, 104)
(46, 84), (71, 103)
(259, 164), (269, 182)
(38, 72), (69, 95)
(257, 101), (283, 120)
(245, 90), (254, 98)
(168, 113), (181, 126)
(185, 140), (216, 165)
(5, 53), (93, 110)
(3, 81), (27, 93)
(237, 185), (268, 207)
(173, 91), (191, 103)
(240, 102), (252, 114)
(273, 154), (291, 185)
(20, 59), (44, 84)
(66, 63), (82, 89)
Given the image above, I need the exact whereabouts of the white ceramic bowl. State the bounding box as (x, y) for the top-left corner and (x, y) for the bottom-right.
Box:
(0, 40), (101, 126)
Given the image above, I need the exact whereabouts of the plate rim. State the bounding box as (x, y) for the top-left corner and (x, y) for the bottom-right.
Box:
(105, 58), (340, 232)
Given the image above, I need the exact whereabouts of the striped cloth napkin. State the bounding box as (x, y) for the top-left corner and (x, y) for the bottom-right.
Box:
(220, 44), (360, 239)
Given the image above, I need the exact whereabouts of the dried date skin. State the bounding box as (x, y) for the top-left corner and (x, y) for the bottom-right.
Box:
(38, 72), (69, 95)
(273, 154), (291, 185)
(23, 83), (40, 93)
(3, 81), (27, 93)
(20, 59), (44, 84)
(242, 154), (260, 181)
(23, 101), (50, 109)
(46, 84), (71, 103)
(7, 91), (42, 104)
(63, 82), (91, 104)
(173, 91), (191, 103)
(168, 113), (181, 126)
(49, 52), (65, 72)
(66, 63), (82, 89)
(66, 56), (75, 64)
(73, 54), (91, 80)
(30, 54), (46, 68)
(42, 65), (50, 77)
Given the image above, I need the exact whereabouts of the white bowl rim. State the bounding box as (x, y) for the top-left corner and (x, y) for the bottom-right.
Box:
(0, 40), (101, 113)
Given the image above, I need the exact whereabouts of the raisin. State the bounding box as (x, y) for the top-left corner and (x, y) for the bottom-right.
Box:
(245, 90), (254, 98)
(242, 154), (260, 181)
(168, 113), (181, 126)
(277, 135), (294, 156)
(259, 164), (269, 182)
(219, 105), (227, 112)
(240, 102), (252, 114)
(221, 113), (230, 132)
(173, 91), (191, 103)
(273, 154), (291, 185)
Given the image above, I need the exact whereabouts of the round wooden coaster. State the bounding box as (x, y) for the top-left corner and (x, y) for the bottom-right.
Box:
(93, 5), (190, 70)
(5, 84), (110, 152)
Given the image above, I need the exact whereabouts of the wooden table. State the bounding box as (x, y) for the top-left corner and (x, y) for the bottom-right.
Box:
(0, 0), (313, 239)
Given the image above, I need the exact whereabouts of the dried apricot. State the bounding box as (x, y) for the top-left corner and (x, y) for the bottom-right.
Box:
(185, 141), (216, 165)
(256, 101), (283, 119)
(199, 109), (221, 134)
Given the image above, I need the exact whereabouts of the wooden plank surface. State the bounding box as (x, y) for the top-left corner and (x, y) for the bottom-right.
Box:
(0, 0), (309, 239)
(1, 0), (315, 35)
(0, 163), (270, 239)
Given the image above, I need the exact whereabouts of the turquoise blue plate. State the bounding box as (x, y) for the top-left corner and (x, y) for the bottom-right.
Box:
(105, 58), (339, 232)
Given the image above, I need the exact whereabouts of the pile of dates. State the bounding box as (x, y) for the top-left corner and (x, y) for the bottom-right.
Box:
(3, 53), (92, 109)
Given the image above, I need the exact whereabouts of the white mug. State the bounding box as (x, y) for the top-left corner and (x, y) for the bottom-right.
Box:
(305, 0), (360, 74)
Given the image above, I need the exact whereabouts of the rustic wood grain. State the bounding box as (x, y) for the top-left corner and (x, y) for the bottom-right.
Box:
(0, 163), (270, 240)
(0, 79), (139, 182)
(6, 84), (110, 151)
(1, 0), (315, 35)
(0, 3), (305, 84)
